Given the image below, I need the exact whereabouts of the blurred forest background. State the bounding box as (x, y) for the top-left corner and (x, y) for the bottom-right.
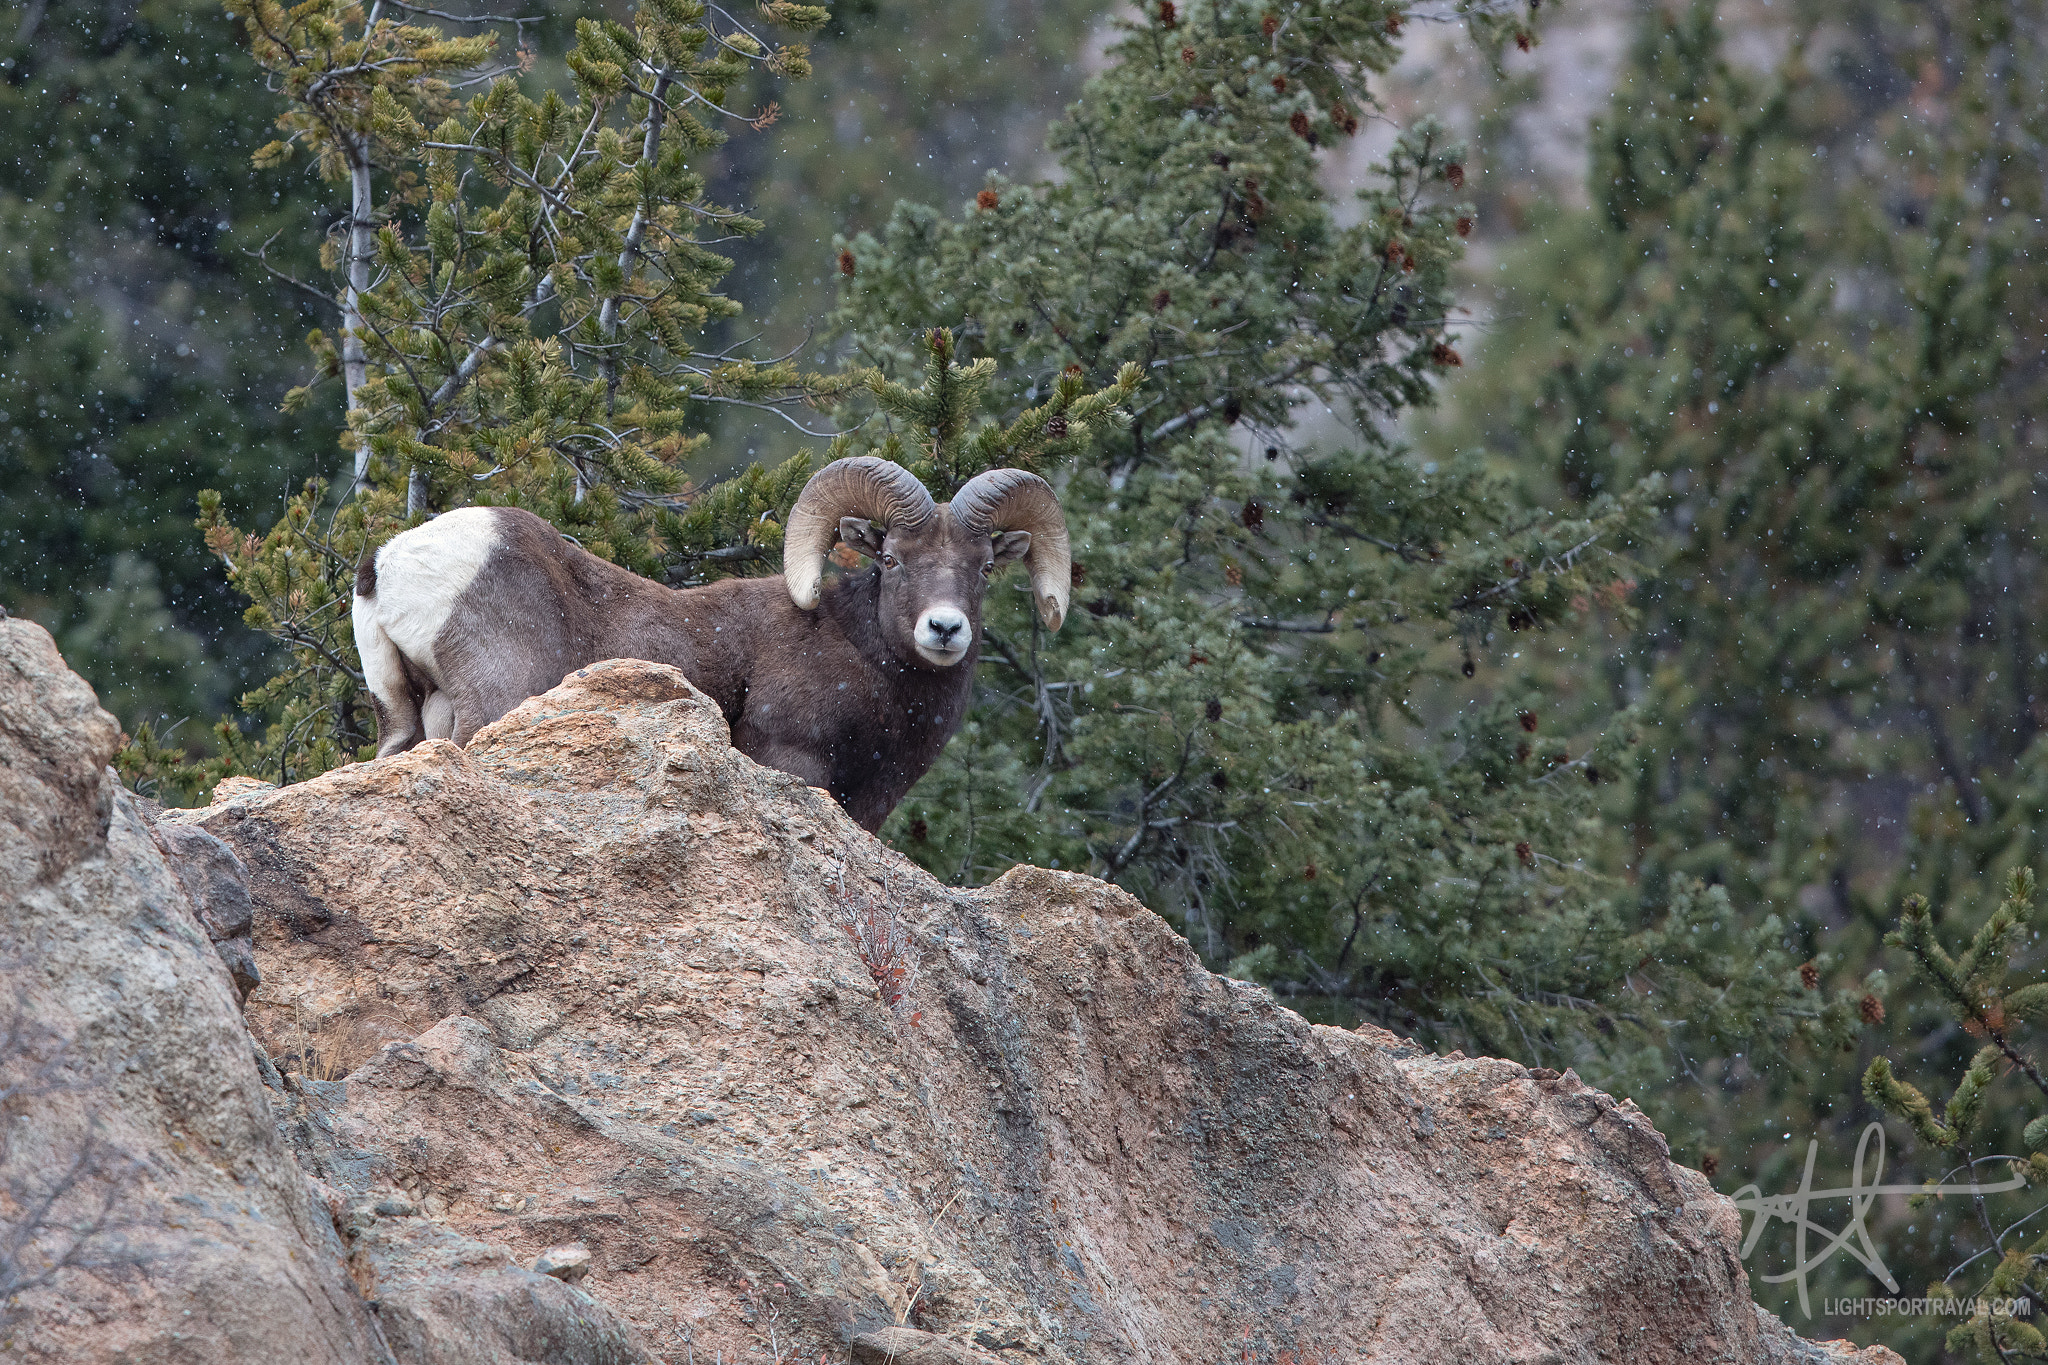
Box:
(8, 0), (2048, 1354)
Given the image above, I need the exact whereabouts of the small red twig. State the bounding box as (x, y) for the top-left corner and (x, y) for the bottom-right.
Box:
(832, 861), (920, 1023)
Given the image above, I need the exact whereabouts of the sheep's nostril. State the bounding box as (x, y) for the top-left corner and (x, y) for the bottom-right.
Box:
(922, 610), (969, 648)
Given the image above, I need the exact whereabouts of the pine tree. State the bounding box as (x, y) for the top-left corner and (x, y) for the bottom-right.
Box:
(1423, 0), (2048, 1346)
(0, 0), (1115, 744)
(131, 0), (837, 796)
(822, 0), (1854, 1076)
(1506, 1), (2016, 922)
(1863, 869), (2048, 1362)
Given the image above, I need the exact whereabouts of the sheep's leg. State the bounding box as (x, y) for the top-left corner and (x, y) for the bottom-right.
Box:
(353, 593), (425, 757)
(431, 575), (590, 746)
(445, 687), (512, 747)
(439, 654), (542, 747)
(421, 691), (456, 740)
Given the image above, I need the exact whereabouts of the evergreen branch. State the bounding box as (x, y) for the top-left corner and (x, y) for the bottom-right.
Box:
(376, 0), (540, 27)
(1974, 1004), (2048, 1110)
(1448, 533), (1604, 611)
(246, 230), (338, 304)
(419, 274), (553, 418)
(1101, 730), (1198, 876)
(1333, 871), (1385, 969)
(643, 77), (769, 127)
(1299, 511), (1430, 562)
(273, 620), (370, 686)
(1893, 901), (2048, 1104)
(981, 624), (1070, 770)
(685, 392), (841, 436)
(1147, 358), (1311, 441)
(1236, 613), (1344, 634)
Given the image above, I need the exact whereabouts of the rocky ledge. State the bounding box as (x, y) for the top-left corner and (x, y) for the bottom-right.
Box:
(0, 616), (1898, 1365)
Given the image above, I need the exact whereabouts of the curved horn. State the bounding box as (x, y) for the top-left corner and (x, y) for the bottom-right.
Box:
(950, 468), (1070, 631)
(783, 457), (936, 609)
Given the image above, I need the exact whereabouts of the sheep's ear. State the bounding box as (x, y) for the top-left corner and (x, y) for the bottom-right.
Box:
(838, 517), (887, 558)
(990, 530), (1032, 567)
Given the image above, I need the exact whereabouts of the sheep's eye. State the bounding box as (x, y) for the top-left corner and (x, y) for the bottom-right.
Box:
(881, 553), (898, 569)
(980, 561), (994, 577)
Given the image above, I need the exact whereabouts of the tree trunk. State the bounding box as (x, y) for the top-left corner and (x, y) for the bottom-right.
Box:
(341, 130), (375, 487)
(587, 69), (674, 506)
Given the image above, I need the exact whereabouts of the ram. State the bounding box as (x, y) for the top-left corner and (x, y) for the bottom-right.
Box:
(350, 457), (1069, 830)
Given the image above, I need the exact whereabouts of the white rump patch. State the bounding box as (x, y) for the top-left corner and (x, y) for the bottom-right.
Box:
(353, 589), (411, 735)
(359, 506), (502, 687)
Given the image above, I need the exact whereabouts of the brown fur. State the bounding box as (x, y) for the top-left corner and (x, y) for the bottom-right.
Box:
(390, 507), (1026, 831)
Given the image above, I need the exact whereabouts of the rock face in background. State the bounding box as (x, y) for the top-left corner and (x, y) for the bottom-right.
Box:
(153, 657), (1899, 1365)
(0, 617), (388, 1363)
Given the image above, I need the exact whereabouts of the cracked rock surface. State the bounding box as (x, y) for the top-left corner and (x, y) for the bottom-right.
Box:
(0, 617), (387, 1363)
(157, 657), (1900, 1365)
(0, 624), (663, 1364)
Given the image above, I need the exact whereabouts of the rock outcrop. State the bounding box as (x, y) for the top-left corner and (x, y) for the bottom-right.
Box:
(0, 614), (1899, 1364)
(142, 657), (1896, 1365)
(0, 617), (387, 1362)
(0, 618), (656, 1365)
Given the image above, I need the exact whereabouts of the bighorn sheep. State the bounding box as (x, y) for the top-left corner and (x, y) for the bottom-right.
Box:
(350, 457), (1069, 830)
